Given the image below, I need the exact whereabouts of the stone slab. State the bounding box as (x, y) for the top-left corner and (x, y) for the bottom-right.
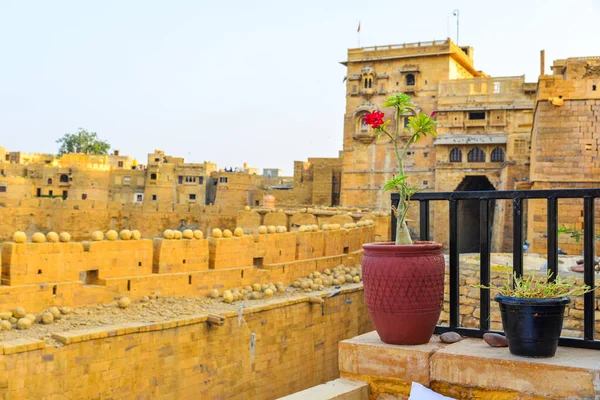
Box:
(431, 338), (600, 399)
(339, 331), (444, 390)
(278, 378), (368, 400)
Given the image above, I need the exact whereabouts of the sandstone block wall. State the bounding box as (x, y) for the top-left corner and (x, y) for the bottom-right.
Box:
(152, 238), (209, 274)
(1, 242), (84, 286)
(0, 288), (373, 399)
(296, 231), (325, 260)
(208, 236), (254, 269)
(0, 226), (374, 312)
(83, 239), (153, 280)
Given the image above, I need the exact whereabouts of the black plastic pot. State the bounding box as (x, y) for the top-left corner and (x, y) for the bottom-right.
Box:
(495, 295), (570, 358)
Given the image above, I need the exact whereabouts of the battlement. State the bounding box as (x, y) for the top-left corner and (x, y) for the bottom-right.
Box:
(0, 225), (375, 312)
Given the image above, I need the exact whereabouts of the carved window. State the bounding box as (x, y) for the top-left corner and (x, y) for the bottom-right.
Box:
(47, 178), (53, 185)
(468, 147), (486, 162)
(118, 161), (124, 167)
(150, 173), (157, 180)
(493, 82), (501, 94)
(491, 147), (505, 162)
(364, 77), (373, 89)
(0, 186), (6, 193)
(449, 148), (462, 162)
(60, 174), (69, 183)
(405, 74), (415, 86)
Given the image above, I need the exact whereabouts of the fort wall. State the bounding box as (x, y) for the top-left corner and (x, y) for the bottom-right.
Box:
(0, 226), (374, 313)
(0, 287), (372, 399)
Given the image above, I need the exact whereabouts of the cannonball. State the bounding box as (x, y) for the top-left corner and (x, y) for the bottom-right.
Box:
(32, 232), (46, 243)
(233, 227), (244, 237)
(222, 229), (233, 238)
(173, 230), (183, 240)
(12, 307), (26, 319)
(41, 312), (54, 324)
(59, 232), (71, 242)
(163, 229), (175, 239)
(46, 232), (59, 243)
(209, 289), (220, 299)
(0, 312), (11, 320)
(91, 231), (104, 241)
(131, 230), (141, 240)
(267, 225), (276, 234)
(277, 286), (286, 293)
(118, 297), (131, 308)
(244, 285), (253, 293)
(9, 317), (17, 324)
(275, 226), (286, 233)
(353, 276), (361, 283)
(307, 208), (314, 214)
(119, 230), (132, 240)
(48, 307), (61, 320)
(356, 221), (365, 227)
(59, 306), (72, 315)
(182, 229), (194, 239)
(250, 292), (261, 300)
(252, 283), (262, 292)
(321, 224), (330, 231)
(311, 224), (319, 231)
(25, 313), (37, 322)
(12, 231), (26, 243)
(264, 288), (274, 298)
(193, 230), (203, 240)
(16, 318), (32, 330)
(298, 225), (307, 233)
(0, 320), (11, 330)
(257, 225), (268, 234)
(222, 291), (234, 303)
(244, 206), (251, 211)
(105, 230), (118, 241)
(212, 228), (223, 238)
(332, 224), (341, 230)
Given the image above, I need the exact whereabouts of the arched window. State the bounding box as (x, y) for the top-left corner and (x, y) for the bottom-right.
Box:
(491, 147), (505, 162)
(364, 78), (369, 88)
(449, 148), (462, 162)
(468, 147), (486, 162)
(406, 74), (415, 86)
(47, 178), (53, 185)
(360, 117), (368, 131)
(368, 78), (372, 88)
(404, 117), (410, 128)
(59, 174), (69, 183)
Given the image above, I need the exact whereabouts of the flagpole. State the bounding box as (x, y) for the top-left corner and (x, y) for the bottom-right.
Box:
(357, 20), (361, 47)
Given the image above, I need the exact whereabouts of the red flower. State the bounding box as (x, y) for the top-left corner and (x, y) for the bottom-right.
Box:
(363, 111), (385, 128)
(430, 111), (436, 118)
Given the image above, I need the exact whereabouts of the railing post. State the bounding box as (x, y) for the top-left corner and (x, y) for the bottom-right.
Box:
(512, 197), (524, 279)
(419, 200), (430, 242)
(449, 199), (460, 328)
(479, 199), (491, 331)
(584, 197), (595, 341)
(391, 194), (399, 243)
(547, 197), (558, 281)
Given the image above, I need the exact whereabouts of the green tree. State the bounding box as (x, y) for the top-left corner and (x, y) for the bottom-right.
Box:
(56, 128), (111, 156)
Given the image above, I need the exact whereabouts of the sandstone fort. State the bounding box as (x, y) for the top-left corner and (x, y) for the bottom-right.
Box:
(0, 38), (599, 398)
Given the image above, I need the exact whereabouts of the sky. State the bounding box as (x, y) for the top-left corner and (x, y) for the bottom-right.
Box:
(0, 0), (598, 175)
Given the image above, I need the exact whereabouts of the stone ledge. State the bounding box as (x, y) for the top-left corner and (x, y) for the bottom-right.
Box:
(339, 331), (600, 399)
(278, 378), (368, 400)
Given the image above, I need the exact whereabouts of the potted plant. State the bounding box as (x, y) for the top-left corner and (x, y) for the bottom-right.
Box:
(483, 273), (591, 357)
(361, 93), (442, 345)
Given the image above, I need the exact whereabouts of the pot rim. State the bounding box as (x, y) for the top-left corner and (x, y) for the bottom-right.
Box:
(494, 294), (570, 306)
(362, 241), (442, 255)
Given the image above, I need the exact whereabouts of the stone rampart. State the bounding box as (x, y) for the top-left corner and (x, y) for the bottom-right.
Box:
(0, 287), (372, 399)
(0, 226), (375, 312)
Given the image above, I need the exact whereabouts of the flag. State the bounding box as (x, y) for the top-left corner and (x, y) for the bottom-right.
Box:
(357, 21), (361, 33)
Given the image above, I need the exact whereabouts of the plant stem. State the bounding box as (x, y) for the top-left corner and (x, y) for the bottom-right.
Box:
(394, 106), (413, 245)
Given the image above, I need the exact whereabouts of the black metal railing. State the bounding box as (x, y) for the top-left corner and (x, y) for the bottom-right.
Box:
(391, 188), (600, 350)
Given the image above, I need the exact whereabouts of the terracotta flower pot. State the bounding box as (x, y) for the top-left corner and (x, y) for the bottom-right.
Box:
(362, 241), (445, 345)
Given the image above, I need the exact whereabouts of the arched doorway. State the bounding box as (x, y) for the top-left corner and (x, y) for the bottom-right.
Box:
(455, 176), (495, 253)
